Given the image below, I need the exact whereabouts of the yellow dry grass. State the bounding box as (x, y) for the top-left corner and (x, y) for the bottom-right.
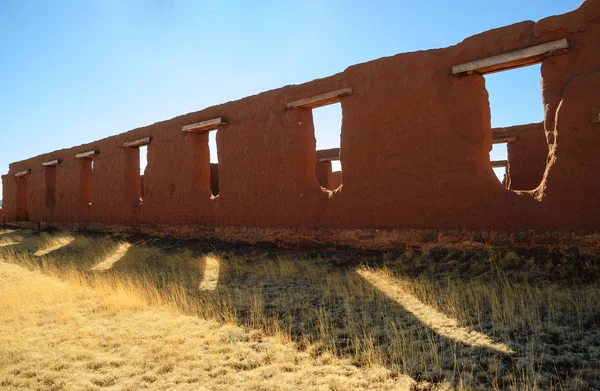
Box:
(34, 236), (75, 257)
(199, 255), (220, 291)
(0, 262), (415, 390)
(0, 231), (413, 391)
(358, 268), (514, 354)
(90, 242), (131, 271)
(0, 228), (598, 390)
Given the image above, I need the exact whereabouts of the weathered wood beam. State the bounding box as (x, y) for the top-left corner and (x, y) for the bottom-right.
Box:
(182, 117), (226, 133)
(452, 38), (568, 75)
(317, 147), (511, 168)
(491, 122), (544, 137)
(42, 159), (61, 167)
(75, 150), (98, 159)
(14, 169), (31, 177)
(492, 136), (518, 144)
(122, 136), (151, 148)
(287, 88), (352, 109)
(316, 148), (341, 162)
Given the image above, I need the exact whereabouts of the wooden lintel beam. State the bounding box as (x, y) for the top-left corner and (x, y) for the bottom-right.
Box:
(42, 159), (61, 167)
(492, 136), (518, 144)
(316, 148), (341, 162)
(14, 169), (31, 177)
(491, 160), (508, 168)
(287, 88), (352, 109)
(182, 117), (226, 133)
(75, 150), (98, 159)
(452, 38), (568, 75)
(317, 156), (341, 162)
(491, 122), (544, 137)
(122, 136), (151, 148)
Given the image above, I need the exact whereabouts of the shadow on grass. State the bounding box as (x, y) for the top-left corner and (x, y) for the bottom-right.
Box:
(0, 230), (50, 252)
(0, 228), (22, 238)
(0, 228), (30, 243)
(2, 230), (599, 389)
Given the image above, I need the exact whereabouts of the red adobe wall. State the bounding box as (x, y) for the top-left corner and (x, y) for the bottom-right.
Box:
(332, 171), (342, 190)
(2, 0), (600, 233)
(493, 122), (548, 191)
(316, 161), (333, 190)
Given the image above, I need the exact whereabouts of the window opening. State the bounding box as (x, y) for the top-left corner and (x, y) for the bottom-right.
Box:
(208, 130), (219, 197)
(484, 64), (544, 184)
(313, 102), (342, 190)
(79, 158), (93, 206)
(139, 145), (148, 200)
(181, 118), (225, 198)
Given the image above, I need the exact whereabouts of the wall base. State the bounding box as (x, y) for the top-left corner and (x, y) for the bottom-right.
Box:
(4, 221), (600, 251)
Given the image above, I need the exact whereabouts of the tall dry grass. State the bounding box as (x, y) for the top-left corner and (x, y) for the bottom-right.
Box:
(0, 228), (598, 390)
(0, 229), (413, 390)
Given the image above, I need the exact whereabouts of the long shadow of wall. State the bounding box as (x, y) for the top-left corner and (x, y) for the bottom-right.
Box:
(4, 231), (598, 389)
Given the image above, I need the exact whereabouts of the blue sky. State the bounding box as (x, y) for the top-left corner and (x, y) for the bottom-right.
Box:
(0, 0), (583, 198)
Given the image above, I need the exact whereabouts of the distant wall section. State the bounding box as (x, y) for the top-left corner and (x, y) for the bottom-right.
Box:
(494, 122), (548, 190)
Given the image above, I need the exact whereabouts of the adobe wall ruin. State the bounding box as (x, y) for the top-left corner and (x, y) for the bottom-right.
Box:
(316, 161), (334, 190)
(331, 171), (342, 190)
(2, 0), (600, 247)
(497, 122), (548, 191)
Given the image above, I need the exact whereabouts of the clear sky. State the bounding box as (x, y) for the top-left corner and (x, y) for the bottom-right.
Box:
(0, 0), (583, 199)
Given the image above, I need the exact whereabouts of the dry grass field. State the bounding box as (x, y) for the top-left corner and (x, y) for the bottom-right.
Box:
(0, 228), (599, 390)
